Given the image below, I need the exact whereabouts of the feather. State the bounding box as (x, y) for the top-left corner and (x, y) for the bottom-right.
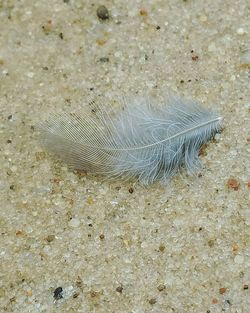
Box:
(38, 95), (223, 185)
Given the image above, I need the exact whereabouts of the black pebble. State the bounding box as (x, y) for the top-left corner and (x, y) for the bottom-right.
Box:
(97, 5), (109, 20)
(54, 287), (63, 300)
(99, 57), (109, 63)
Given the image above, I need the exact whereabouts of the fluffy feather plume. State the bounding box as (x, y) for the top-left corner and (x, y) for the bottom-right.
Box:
(39, 95), (223, 185)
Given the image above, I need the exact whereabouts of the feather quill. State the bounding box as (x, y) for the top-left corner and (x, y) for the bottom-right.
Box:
(39, 95), (223, 185)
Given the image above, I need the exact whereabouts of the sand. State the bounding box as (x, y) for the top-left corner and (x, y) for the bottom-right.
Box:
(0, 1), (249, 312)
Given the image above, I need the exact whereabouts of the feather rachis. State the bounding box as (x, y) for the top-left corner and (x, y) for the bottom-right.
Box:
(39, 95), (223, 185)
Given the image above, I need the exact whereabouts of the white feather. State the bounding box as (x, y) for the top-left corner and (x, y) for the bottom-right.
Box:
(38, 95), (223, 185)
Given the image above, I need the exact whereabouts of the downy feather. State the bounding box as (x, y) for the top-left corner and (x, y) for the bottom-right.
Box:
(39, 95), (223, 185)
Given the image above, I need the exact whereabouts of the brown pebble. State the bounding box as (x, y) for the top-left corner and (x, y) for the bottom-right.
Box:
(212, 298), (218, 304)
(96, 39), (107, 46)
(192, 55), (199, 61)
(199, 144), (208, 156)
(42, 20), (52, 34)
(45, 235), (55, 242)
(76, 276), (83, 288)
(232, 243), (240, 253)
(157, 284), (166, 291)
(149, 298), (157, 305)
(97, 5), (109, 20)
(26, 290), (32, 297)
(116, 286), (123, 293)
(128, 187), (134, 194)
(99, 234), (105, 240)
(227, 178), (240, 191)
(208, 239), (215, 247)
(90, 290), (98, 298)
(219, 287), (227, 294)
(159, 244), (165, 252)
(140, 9), (148, 17)
(247, 182), (250, 189)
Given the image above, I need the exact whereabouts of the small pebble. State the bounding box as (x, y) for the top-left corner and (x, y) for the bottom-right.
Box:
(99, 234), (105, 240)
(10, 184), (15, 190)
(116, 286), (123, 293)
(45, 235), (55, 242)
(227, 178), (240, 191)
(73, 292), (79, 298)
(192, 55), (199, 61)
(199, 14), (207, 22)
(53, 287), (63, 300)
(159, 244), (165, 252)
(140, 9), (148, 17)
(68, 218), (80, 228)
(96, 39), (107, 46)
(26, 72), (34, 78)
(128, 187), (134, 194)
(214, 133), (221, 141)
(97, 5), (109, 20)
(99, 57), (109, 63)
(219, 287), (227, 294)
(76, 276), (83, 288)
(237, 28), (246, 35)
(232, 243), (240, 253)
(90, 290), (98, 298)
(157, 284), (166, 291)
(149, 298), (157, 305)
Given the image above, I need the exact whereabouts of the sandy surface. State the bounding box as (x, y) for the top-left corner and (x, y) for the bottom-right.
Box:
(0, 0), (249, 312)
